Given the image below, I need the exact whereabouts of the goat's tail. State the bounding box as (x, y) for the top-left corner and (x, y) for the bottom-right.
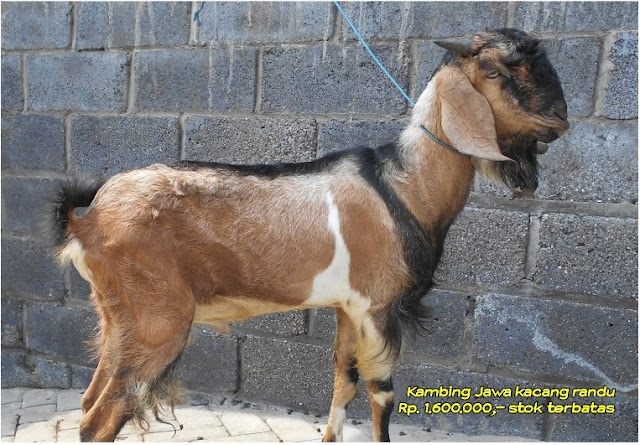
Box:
(46, 178), (104, 250)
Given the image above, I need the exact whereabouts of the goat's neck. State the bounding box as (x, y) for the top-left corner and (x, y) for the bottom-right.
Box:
(394, 78), (475, 231)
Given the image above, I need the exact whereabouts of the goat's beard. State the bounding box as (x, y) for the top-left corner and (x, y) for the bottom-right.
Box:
(496, 136), (540, 196)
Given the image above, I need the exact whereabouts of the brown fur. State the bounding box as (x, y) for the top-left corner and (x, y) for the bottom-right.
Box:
(335, 181), (410, 302)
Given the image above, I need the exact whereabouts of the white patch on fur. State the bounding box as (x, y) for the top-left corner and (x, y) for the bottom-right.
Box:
(306, 192), (364, 309)
(305, 192), (377, 335)
(371, 390), (394, 407)
(325, 407), (346, 441)
(333, 407), (346, 441)
(304, 192), (394, 381)
(399, 78), (438, 154)
(60, 238), (93, 285)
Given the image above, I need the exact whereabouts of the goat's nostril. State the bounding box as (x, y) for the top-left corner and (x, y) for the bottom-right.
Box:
(553, 110), (568, 121)
(552, 100), (568, 121)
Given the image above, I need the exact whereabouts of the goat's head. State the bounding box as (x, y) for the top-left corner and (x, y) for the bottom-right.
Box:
(428, 28), (569, 195)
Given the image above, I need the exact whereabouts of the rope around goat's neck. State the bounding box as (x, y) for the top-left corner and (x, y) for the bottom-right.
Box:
(419, 125), (466, 156)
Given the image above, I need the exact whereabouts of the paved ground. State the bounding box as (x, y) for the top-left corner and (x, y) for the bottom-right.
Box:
(1, 388), (535, 442)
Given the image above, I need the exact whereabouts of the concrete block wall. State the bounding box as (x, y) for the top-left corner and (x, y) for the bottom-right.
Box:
(1, 2), (637, 441)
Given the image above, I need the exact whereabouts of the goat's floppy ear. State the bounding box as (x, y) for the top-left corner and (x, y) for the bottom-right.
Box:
(438, 70), (513, 162)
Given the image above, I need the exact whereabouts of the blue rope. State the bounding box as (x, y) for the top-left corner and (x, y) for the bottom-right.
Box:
(193, 2), (205, 26)
(333, 1), (415, 107)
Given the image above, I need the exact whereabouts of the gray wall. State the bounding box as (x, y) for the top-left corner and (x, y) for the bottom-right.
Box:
(1, 1), (637, 441)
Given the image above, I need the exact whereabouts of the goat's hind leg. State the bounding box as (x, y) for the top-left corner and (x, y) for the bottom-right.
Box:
(323, 308), (359, 442)
(81, 295), (116, 414)
(79, 297), (194, 441)
(80, 329), (191, 441)
(79, 370), (136, 442)
(81, 347), (113, 414)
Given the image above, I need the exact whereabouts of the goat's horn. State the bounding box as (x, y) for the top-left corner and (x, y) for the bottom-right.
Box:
(434, 38), (474, 57)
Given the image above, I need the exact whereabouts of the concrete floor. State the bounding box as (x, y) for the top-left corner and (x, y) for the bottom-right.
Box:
(1, 387), (536, 442)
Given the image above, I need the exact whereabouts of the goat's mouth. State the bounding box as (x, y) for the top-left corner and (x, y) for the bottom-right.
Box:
(535, 140), (550, 154)
(532, 113), (570, 143)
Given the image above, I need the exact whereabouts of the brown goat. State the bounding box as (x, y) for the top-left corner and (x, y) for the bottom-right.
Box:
(49, 29), (568, 442)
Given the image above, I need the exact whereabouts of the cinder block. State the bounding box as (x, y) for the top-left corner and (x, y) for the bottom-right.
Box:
(474, 294), (638, 387)
(309, 308), (336, 342)
(318, 119), (406, 155)
(76, 2), (190, 50)
(544, 37), (601, 118)
(338, 2), (409, 40)
(536, 122), (638, 204)
(177, 325), (238, 393)
(435, 208), (529, 286)
(1, 2), (71, 50)
(233, 311), (307, 337)
(1, 55), (22, 111)
(1, 177), (57, 236)
(394, 362), (544, 438)
(261, 43), (409, 115)
(1, 115), (66, 171)
(135, 48), (256, 112)
(196, 2), (334, 44)
(536, 121), (638, 204)
(24, 302), (98, 364)
(1, 299), (23, 347)
(70, 115), (179, 175)
(75, 2), (132, 49)
(241, 336), (334, 413)
(546, 394), (638, 441)
(1, 237), (64, 300)
(68, 268), (91, 302)
(514, 2), (638, 32)
(602, 32), (638, 119)
(478, 121), (639, 203)
(70, 364), (95, 390)
(339, 2), (507, 40)
(1, 350), (69, 389)
(414, 42), (448, 99)
(26, 52), (129, 112)
(406, 290), (469, 360)
(184, 116), (316, 164)
(536, 214), (638, 299)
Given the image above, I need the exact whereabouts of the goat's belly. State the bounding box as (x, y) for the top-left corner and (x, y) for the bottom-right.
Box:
(193, 295), (313, 332)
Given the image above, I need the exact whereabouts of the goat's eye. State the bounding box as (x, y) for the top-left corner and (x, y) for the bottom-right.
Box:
(486, 69), (501, 79)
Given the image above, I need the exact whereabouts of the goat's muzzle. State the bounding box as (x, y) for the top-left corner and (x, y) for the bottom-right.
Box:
(531, 112), (570, 145)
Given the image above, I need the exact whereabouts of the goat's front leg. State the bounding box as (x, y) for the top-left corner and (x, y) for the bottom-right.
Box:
(355, 313), (398, 442)
(323, 308), (359, 442)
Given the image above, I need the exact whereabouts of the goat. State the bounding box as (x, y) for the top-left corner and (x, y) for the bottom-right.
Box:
(48, 29), (568, 442)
